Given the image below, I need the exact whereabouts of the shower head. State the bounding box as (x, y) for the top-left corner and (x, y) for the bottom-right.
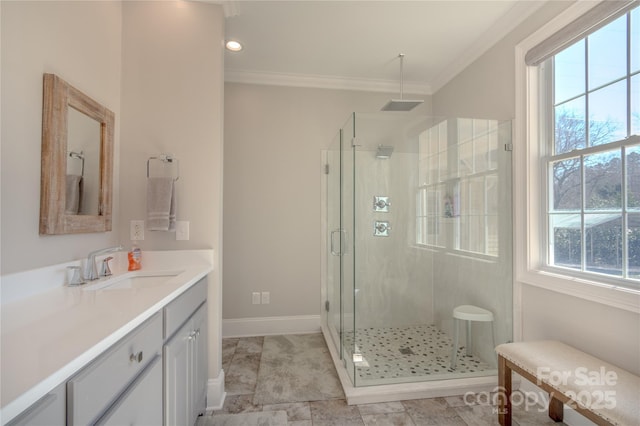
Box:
(381, 53), (424, 112)
(376, 145), (394, 159)
(381, 99), (424, 112)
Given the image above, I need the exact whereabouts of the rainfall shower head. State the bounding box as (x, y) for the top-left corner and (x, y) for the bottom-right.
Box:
(381, 99), (424, 112)
(376, 145), (394, 159)
(381, 54), (424, 112)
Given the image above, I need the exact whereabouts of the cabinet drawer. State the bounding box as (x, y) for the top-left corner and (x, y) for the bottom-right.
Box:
(6, 383), (65, 426)
(67, 313), (162, 425)
(95, 355), (162, 426)
(164, 278), (206, 340)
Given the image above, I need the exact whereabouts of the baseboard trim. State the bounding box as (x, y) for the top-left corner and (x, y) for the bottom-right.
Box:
(206, 370), (226, 411)
(222, 315), (321, 338)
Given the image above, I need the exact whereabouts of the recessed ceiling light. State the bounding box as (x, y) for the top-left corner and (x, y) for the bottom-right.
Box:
(225, 40), (243, 52)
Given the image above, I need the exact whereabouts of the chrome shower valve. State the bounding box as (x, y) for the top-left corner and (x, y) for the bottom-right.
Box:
(373, 196), (391, 212)
(374, 221), (391, 237)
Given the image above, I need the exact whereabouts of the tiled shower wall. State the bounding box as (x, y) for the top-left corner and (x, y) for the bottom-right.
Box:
(351, 119), (512, 368)
(354, 151), (434, 330)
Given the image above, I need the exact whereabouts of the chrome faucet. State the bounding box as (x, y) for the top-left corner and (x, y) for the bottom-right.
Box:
(85, 245), (123, 281)
(100, 256), (114, 277)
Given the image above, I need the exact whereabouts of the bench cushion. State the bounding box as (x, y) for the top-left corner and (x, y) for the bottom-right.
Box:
(496, 340), (639, 426)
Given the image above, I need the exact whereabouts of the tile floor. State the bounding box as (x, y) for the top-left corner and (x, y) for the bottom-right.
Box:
(202, 335), (566, 426)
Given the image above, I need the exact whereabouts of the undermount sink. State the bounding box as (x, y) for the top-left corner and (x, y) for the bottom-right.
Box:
(82, 270), (184, 291)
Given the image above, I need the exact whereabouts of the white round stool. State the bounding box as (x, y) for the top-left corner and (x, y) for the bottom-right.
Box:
(450, 305), (494, 369)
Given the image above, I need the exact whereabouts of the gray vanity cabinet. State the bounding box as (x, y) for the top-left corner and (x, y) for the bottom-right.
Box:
(5, 384), (65, 426)
(7, 277), (209, 426)
(163, 278), (208, 426)
(94, 356), (162, 426)
(192, 303), (208, 416)
(67, 313), (163, 425)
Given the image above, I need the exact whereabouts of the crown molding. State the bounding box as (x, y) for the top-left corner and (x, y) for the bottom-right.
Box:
(221, 0), (545, 95)
(221, 1), (241, 18)
(193, 0), (241, 18)
(429, 0), (547, 93)
(224, 69), (432, 95)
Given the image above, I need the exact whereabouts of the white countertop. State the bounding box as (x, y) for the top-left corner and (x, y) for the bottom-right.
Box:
(0, 250), (214, 424)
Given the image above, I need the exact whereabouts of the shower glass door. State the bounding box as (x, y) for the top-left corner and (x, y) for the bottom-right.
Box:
(340, 113), (357, 385)
(326, 132), (342, 357)
(324, 114), (357, 385)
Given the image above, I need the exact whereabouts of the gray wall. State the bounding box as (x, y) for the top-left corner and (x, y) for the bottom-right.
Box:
(223, 83), (432, 320)
(1, 0), (225, 380)
(433, 0), (640, 375)
(433, 2), (572, 119)
(119, 0), (225, 379)
(120, 1), (224, 255)
(1, 0), (224, 275)
(1, 1), (122, 274)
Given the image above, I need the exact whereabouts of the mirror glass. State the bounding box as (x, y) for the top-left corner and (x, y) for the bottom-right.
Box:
(40, 73), (114, 235)
(66, 107), (101, 215)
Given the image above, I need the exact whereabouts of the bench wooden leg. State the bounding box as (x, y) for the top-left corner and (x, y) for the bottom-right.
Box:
(498, 355), (512, 426)
(548, 394), (564, 422)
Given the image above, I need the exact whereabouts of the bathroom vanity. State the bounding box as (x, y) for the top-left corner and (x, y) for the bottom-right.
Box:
(0, 250), (215, 425)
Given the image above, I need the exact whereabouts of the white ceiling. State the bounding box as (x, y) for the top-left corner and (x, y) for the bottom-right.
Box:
(221, 1), (546, 95)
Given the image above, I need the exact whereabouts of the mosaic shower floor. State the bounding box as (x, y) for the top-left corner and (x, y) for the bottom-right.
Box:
(342, 324), (494, 385)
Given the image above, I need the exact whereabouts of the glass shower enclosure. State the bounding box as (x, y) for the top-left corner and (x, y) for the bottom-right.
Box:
(323, 112), (513, 389)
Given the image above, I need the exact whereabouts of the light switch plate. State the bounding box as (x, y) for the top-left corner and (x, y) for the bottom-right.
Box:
(176, 221), (189, 240)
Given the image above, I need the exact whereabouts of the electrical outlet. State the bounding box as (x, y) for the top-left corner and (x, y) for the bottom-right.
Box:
(252, 292), (261, 305)
(130, 220), (144, 240)
(176, 221), (189, 240)
(261, 291), (270, 304)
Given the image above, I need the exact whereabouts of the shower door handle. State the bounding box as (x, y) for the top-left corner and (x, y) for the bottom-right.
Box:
(330, 230), (340, 256)
(330, 229), (348, 256)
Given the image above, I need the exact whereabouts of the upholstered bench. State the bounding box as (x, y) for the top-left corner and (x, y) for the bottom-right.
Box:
(495, 341), (639, 426)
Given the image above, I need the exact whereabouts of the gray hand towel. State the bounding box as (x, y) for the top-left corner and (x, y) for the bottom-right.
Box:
(147, 177), (176, 231)
(65, 174), (83, 215)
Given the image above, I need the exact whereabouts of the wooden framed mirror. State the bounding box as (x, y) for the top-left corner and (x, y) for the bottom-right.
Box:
(40, 73), (114, 234)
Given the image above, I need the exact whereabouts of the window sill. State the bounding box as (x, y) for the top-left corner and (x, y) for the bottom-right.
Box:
(516, 268), (640, 314)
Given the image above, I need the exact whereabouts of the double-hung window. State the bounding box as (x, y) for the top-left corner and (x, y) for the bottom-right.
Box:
(530, 2), (639, 287)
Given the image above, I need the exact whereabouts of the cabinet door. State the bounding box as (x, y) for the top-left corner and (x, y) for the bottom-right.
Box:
(192, 303), (208, 417)
(164, 319), (193, 426)
(6, 384), (65, 426)
(95, 355), (162, 426)
(67, 313), (162, 425)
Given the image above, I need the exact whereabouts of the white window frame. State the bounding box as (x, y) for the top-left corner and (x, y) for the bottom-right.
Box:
(514, 1), (640, 322)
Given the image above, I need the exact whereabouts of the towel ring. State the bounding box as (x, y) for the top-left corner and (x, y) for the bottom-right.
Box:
(147, 154), (179, 181)
(68, 150), (85, 177)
